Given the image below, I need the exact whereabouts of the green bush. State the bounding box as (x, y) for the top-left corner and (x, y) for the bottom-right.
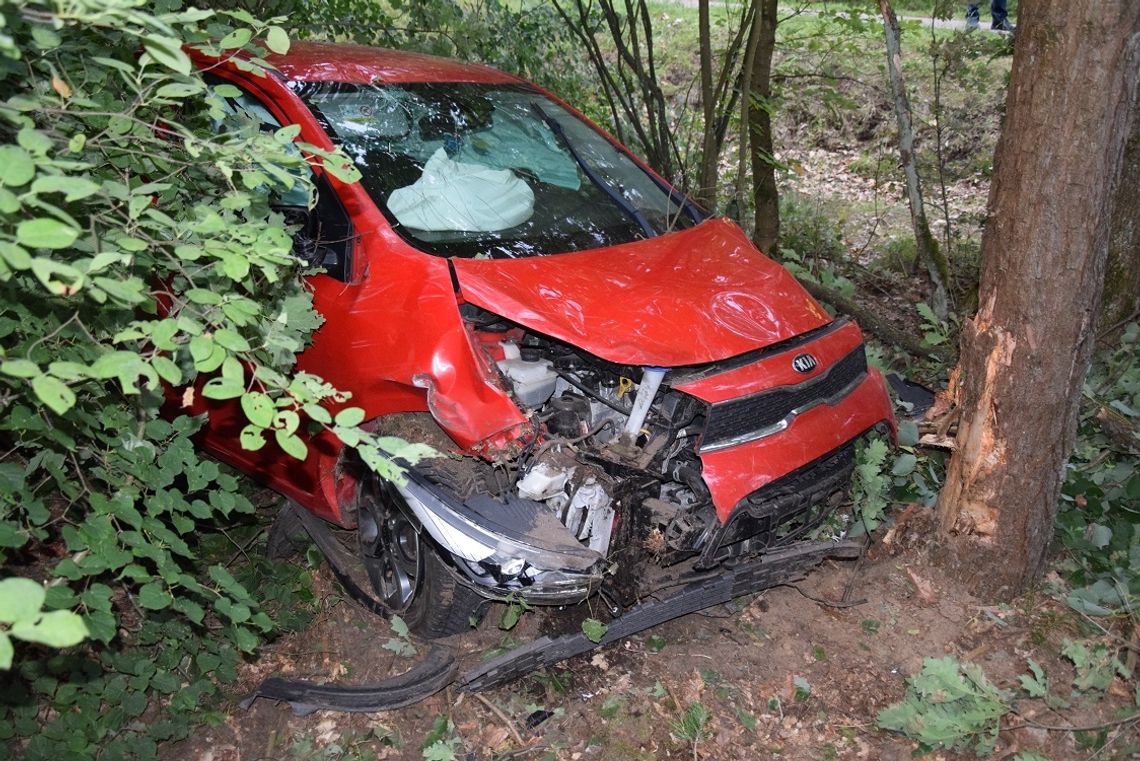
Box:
(0, 1), (422, 756)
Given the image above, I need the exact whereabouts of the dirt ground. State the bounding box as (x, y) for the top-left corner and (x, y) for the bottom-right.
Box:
(169, 505), (1138, 761)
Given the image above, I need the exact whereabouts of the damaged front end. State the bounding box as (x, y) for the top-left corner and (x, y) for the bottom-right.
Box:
(386, 301), (894, 610)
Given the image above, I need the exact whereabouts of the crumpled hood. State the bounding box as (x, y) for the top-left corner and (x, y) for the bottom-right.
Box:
(451, 218), (832, 366)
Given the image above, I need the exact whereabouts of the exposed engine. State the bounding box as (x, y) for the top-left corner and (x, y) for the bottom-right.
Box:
(467, 311), (720, 570)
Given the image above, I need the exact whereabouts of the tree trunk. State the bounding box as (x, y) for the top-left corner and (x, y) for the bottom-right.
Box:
(697, 0), (718, 208)
(747, 0), (779, 254)
(934, 0), (1140, 598)
(878, 0), (950, 319)
(1101, 115), (1140, 333)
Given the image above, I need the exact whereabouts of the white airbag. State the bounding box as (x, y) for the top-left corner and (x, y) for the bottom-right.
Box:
(388, 148), (535, 232)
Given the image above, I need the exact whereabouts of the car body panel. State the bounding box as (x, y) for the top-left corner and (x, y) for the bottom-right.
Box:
(451, 218), (832, 366)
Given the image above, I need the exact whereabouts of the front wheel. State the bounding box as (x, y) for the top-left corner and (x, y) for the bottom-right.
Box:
(357, 491), (483, 638)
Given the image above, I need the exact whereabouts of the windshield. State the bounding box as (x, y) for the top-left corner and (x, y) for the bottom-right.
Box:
(290, 81), (701, 258)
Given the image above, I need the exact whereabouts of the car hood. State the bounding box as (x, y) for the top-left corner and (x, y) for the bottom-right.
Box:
(450, 218), (832, 366)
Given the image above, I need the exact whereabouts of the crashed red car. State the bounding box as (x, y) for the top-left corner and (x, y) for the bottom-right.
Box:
(188, 43), (896, 638)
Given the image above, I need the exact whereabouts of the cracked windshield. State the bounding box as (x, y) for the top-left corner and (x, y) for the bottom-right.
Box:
(291, 81), (698, 257)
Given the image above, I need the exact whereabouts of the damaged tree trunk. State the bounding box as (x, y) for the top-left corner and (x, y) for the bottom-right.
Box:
(878, 0), (950, 319)
(935, 0), (1140, 598)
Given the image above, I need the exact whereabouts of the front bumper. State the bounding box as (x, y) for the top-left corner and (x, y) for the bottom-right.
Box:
(674, 320), (896, 522)
(394, 474), (607, 604)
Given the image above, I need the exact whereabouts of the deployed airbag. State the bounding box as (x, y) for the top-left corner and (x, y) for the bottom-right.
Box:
(388, 148), (535, 232)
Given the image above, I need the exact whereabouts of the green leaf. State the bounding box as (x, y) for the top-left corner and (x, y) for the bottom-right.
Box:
(30, 175), (101, 202)
(240, 391), (274, 427)
(582, 618), (608, 643)
(0, 243), (32, 270)
(32, 375), (76, 415)
(891, 453), (917, 477)
(1019, 658), (1048, 697)
(17, 218), (80, 249)
(0, 578), (46, 623)
(220, 28), (253, 49)
(390, 615), (410, 638)
(213, 328), (250, 352)
(274, 430), (308, 460)
(143, 36), (192, 75)
(9, 610), (89, 647)
(239, 424), (267, 451)
(150, 356), (182, 385)
(0, 145), (34, 187)
(897, 419), (920, 446)
(0, 632), (12, 670)
(334, 406), (365, 427)
(137, 583), (171, 610)
(265, 27), (290, 55)
(156, 81), (205, 99)
(0, 359), (40, 378)
(422, 740), (458, 761)
(202, 376), (244, 400)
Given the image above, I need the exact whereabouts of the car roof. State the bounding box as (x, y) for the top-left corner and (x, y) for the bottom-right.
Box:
(266, 41), (524, 86)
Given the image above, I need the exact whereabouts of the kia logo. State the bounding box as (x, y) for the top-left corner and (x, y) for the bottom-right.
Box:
(792, 353), (818, 374)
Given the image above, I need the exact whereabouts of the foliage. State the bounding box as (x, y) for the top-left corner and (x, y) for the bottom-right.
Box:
(0, 0), (432, 757)
(421, 714), (460, 761)
(1061, 639), (1131, 694)
(670, 701), (712, 744)
(877, 656), (1012, 755)
(849, 437), (891, 530)
(0, 578), (86, 668)
(231, 0), (586, 99)
(498, 592), (532, 631)
(383, 614), (417, 657)
(581, 617), (608, 643)
(1056, 323), (1140, 617)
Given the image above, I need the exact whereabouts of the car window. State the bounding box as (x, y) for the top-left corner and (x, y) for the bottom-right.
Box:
(211, 88), (310, 208)
(290, 81), (702, 259)
(206, 80), (356, 282)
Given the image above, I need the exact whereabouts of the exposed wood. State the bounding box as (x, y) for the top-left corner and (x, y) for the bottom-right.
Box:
(934, 0), (1140, 598)
(877, 0), (950, 319)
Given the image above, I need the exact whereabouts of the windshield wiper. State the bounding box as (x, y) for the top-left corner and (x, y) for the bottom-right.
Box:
(530, 104), (656, 239)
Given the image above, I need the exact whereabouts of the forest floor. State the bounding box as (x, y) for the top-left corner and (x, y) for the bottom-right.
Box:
(170, 509), (1138, 760)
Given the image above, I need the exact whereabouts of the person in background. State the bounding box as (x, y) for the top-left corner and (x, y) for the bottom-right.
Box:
(967, 1), (1014, 32)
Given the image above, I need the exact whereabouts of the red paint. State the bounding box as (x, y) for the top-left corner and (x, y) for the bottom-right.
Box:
(184, 44), (895, 534)
(267, 42), (525, 86)
(452, 219), (831, 366)
(694, 371), (895, 521)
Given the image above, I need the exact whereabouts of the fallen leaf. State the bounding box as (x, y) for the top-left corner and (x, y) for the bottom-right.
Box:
(52, 76), (72, 98)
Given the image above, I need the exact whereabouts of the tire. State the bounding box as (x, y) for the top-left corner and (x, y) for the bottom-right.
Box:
(357, 488), (484, 638)
(266, 501), (310, 560)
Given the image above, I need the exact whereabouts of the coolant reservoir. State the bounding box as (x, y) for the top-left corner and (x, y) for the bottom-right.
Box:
(497, 343), (558, 408)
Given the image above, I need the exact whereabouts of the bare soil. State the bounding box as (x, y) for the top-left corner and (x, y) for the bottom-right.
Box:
(169, 508), (1138, 761)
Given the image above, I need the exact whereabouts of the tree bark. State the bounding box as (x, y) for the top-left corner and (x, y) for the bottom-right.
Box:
(878, 0), (950, 319)
(747, 0), (779, 254)
(934, 0), (1140, 598)
(697, 0), (718, 208)
(1101, 115), (1140, 333)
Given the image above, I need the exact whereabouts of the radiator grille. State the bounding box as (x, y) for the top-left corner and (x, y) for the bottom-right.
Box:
(699, 346), (867, 452)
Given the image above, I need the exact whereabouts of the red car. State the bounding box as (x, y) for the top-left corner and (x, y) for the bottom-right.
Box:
(189, 43), (895, 638)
